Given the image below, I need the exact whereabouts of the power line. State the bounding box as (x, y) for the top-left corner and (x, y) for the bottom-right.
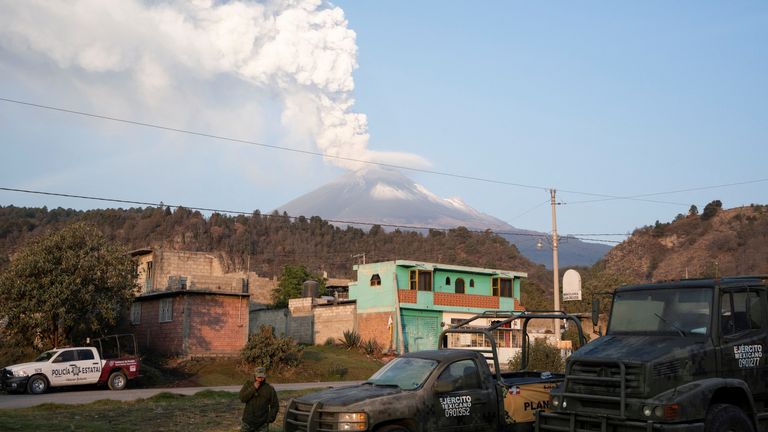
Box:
(0, 186), (623, 244)
(1, 96), (756, 206)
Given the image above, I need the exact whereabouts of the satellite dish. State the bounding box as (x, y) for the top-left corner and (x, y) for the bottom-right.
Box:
(563, 269), (582, 301)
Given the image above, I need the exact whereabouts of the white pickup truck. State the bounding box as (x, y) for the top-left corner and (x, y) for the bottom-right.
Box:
(0, 334), (140, 394)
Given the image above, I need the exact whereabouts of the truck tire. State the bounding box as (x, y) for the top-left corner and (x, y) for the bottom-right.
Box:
(705, 404), (753, 432)
(108, 371), (127, 390)
(375, 425), (410, 432)
(27, 375), (49, 394)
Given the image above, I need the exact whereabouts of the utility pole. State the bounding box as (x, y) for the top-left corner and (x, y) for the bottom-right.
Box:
(551, 189), (561, 341)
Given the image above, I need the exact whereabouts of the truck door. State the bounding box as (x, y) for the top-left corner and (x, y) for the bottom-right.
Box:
(718, 288), (767, 401)
(431, 359), (495, 432)
(75, 349), (102, 384)
(49, 349), (78, 386)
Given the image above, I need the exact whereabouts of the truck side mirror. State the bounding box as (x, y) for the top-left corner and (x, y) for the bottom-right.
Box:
(591, 299), (600, 327)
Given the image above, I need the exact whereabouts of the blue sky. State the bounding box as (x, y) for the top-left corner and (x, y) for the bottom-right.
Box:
(1, 1), (766, 244)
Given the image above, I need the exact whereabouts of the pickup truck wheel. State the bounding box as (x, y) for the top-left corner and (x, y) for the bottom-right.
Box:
(108, 371), (127, 390)
(27, 375), (48, 394)
(705, 404), (753, 432)
(375, 425), (410, 432)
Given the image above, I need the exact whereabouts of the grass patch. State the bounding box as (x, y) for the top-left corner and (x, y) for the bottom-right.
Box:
(140, 345), (383, 387)
(0, 389), (319, 432)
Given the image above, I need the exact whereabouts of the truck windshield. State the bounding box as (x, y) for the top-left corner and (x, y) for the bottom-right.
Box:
(366, 357), (437, 390)
(34, 350), (59, 362)
(609, 288), (712, 336)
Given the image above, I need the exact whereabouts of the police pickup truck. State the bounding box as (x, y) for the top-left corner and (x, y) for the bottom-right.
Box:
(284, 311), (586, 432)
(537, 276), (768, 432)
(1, 334), (140, 394)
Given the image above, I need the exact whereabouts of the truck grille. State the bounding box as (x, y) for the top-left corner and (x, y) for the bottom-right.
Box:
(562, 360), (644, 417)
(285, 400), (362, 432)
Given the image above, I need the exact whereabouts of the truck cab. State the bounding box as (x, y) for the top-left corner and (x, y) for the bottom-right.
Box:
(285, 311), (586, 432)
(537, 276), (768, 432)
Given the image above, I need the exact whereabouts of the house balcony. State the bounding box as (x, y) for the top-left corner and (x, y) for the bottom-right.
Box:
(398, 290), (520, 311)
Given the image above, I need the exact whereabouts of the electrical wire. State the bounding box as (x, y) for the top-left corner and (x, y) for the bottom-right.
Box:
(3, 96), (760, 205)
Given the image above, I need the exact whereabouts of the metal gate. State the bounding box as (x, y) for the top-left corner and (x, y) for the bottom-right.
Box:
(402, 311), (440, 352)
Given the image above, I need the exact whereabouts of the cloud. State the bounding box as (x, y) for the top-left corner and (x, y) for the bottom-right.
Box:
(0, 0), (428, 171)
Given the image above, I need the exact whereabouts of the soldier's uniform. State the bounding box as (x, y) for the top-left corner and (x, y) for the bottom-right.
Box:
(240, 367), (279, 432)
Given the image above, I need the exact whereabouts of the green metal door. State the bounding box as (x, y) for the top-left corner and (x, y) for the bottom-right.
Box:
(402, 310), (440, 352)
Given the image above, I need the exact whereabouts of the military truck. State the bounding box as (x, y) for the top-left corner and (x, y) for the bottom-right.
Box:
(284, 311), (586, 432)
(537, 276), (768, 432)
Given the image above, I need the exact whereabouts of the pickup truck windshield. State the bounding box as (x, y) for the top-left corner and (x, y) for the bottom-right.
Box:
(609, 288), (712, 336)
(366, 357), (437, 390)
(34, 351), (59, 362)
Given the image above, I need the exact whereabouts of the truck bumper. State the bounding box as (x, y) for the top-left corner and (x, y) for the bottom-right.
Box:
(537, 411), (704, 432)
(0, 375), (30, 393)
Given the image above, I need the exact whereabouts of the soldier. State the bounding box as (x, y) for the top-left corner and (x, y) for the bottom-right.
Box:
(239, 366), (279, 432)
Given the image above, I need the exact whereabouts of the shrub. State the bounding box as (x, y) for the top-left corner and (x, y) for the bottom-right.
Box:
(339, 330), (361, 350)
(240, 325), (303, 371)
(508, 338), (564, 373)
(360, 339), (381, 356)
(324, 337), (336, 346)
(328, 364), (348, 379)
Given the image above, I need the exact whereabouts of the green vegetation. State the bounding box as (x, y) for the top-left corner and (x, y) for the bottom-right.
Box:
(240, 325), (304, 371)
(338, 329), (361, 349)
(0, 389), (318, 432)
(0, 222), (136, 349)
(272, 264), (325, 308)
(508, 338), (564, 373)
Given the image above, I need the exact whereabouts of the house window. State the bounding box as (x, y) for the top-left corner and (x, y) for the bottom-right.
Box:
(159, 298), (173, 322)
(179, 276), (187, 290)
(145, 261), (154, 291)
(409, 270), (433, 291)
(455, 278), (465, 294)
(470, 279), (475, 288)
(492, 278), (513, 298)
(445, 277), (451, 286)
(131, 303), (141, 325)
(370, 274), (382, 286)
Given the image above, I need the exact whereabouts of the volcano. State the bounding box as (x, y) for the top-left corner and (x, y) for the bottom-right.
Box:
(274, 166), (610, 267)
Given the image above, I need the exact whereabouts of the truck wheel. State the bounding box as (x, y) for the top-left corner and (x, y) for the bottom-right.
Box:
(27, 375), (49, 394)
(108, 371), (127, 390)
(375, 425), (410, 432)
(705, 404), (753, 432)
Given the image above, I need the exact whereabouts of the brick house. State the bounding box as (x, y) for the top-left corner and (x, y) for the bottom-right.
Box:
(349, 260), (526, 358)
(130, 249), (264, 357)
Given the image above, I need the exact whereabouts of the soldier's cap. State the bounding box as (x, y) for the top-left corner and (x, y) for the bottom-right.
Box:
(254, 367), (267, 378)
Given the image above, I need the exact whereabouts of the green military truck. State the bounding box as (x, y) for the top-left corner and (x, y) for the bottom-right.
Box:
(537, 275), (768, 432)
(284, 311), (586, 432)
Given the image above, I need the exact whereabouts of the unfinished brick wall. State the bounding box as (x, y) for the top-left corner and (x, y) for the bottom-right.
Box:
(131, 293), (249, 357)
(357, 311), (394, 351)
(287, 298), (314, 344)
(187, 295), (249, 356)
(434, 292), (500, 309)
(131, 297), (185, 356)
(313, 303), (356, 345)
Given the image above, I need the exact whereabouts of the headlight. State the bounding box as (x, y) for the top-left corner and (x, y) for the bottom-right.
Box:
(551, 396), (560, 408)
(561, 398), (568, 409)
(643, 406), (653, 417)
(338, 412), (367, 431)
(13, 369), (29, 377)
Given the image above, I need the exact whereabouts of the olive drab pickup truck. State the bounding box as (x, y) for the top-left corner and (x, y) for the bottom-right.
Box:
(537, 276), (768, 432)
(284, 311), (587, 432)
(1, 334), (140, 394)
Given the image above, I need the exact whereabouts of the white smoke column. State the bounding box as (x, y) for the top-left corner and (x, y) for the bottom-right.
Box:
(0, 0), (429, 170)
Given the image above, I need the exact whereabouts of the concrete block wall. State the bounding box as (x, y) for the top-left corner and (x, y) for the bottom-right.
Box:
(313, 303), (356, 345)
(249, 309), (289, 337)
(248, 275), (278, 305)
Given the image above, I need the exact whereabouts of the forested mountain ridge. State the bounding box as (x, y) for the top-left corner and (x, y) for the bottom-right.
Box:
(597, 202), (768, 283)
(0, 205), (551, 296)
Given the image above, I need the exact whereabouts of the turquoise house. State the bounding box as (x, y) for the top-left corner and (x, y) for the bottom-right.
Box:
(349, 260), (526, 353)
